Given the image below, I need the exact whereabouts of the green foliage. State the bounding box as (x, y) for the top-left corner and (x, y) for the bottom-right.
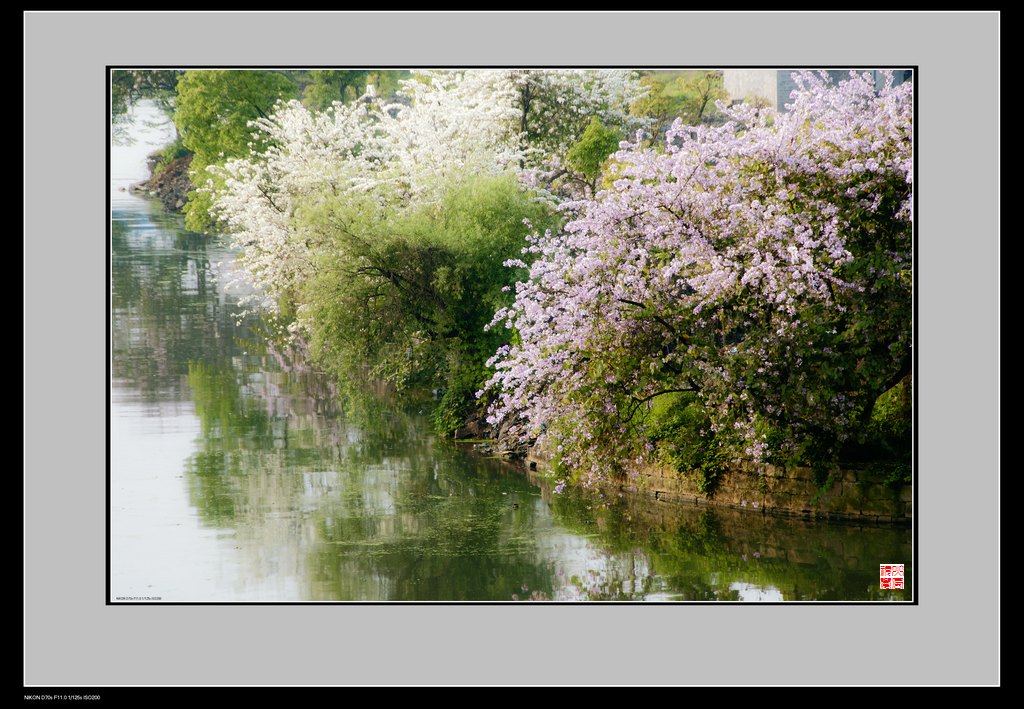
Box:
(300, 70), (408, 109)
(647, 392), (728, 496)
(297, 175), (559, 433)
(866, 376), (912, 450)
(187, 360), (270, 447)
(150, 136), (190, 173)
(111, 69), (181, 123)
(111, 69), (182, 145)
(173, 70), (298, 231)
(629, 75), (685, 140)
(431, 356), (488, 434)
(630, 71), (728, 141)
(667, 71), (728, 124)
(866, 460), (912, 490)
(174, 70), (297, 163)
(752, 375), (911, 486)
(565, 118), (622, 184)
(854, 376), (912, 485)
(301, 70), (360, 109)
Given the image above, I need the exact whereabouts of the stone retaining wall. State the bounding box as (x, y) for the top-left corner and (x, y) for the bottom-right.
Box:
(526, 446), (912, 526)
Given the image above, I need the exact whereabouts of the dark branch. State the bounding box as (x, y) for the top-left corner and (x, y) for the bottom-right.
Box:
(257, 184), (285, 214)
(632, 387), (697, 404)
(616, 298), (688, 343)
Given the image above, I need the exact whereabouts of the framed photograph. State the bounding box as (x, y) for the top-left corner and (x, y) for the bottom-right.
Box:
(26, 11), (999, 688)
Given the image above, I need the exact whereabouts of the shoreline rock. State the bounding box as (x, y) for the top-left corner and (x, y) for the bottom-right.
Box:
(129, 152), (192, 212)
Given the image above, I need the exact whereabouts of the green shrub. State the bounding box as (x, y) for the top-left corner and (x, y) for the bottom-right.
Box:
(861, 376), (912, 485)
(151, 137), (190, 173)
(647, 392), (728, 496)
(297, 174), (560, 433)
(565, 118), (622, 184)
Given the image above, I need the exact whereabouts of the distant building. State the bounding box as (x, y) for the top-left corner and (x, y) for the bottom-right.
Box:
(722, 69), (913, 112)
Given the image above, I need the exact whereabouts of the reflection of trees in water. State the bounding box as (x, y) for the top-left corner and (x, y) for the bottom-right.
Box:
(114, 201), (564, 599)
(181, 343), (562, 600)
(182, 345), (911, 601)
(544, 493), (913, 601)
(305, 455), (558, 601)
(111, 207), (239, 402)
(183, 357), (347, 526)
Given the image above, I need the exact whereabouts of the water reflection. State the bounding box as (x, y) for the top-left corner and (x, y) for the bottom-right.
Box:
(112, 206), (238, 403)
(111, 127), (912, 602)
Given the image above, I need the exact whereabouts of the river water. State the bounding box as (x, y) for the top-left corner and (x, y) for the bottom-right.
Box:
(110, 106), (912, 602)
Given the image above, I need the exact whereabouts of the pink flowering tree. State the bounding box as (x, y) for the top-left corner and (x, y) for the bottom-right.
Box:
(483, 71), (913, 490)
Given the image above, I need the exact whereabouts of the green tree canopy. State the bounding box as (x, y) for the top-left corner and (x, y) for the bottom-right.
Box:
(630, 71), (729, 141)
(111, 70), (182, 141)
(300, 70), (408, 109)
(565, 117), (623, 187)
(298, 175), (560, 432)
(173, 70), (299, 231)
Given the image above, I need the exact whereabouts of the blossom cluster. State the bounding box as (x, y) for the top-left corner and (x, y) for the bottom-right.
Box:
(207, 69), (647, 313)
(483, 71), (913, 486)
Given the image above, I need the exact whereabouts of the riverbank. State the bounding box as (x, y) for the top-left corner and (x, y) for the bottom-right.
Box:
(515, 463), (912, 596)
(519, 442), (912, 526)
(454, 402), (911, 526)
(128, 151), (191, 212)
